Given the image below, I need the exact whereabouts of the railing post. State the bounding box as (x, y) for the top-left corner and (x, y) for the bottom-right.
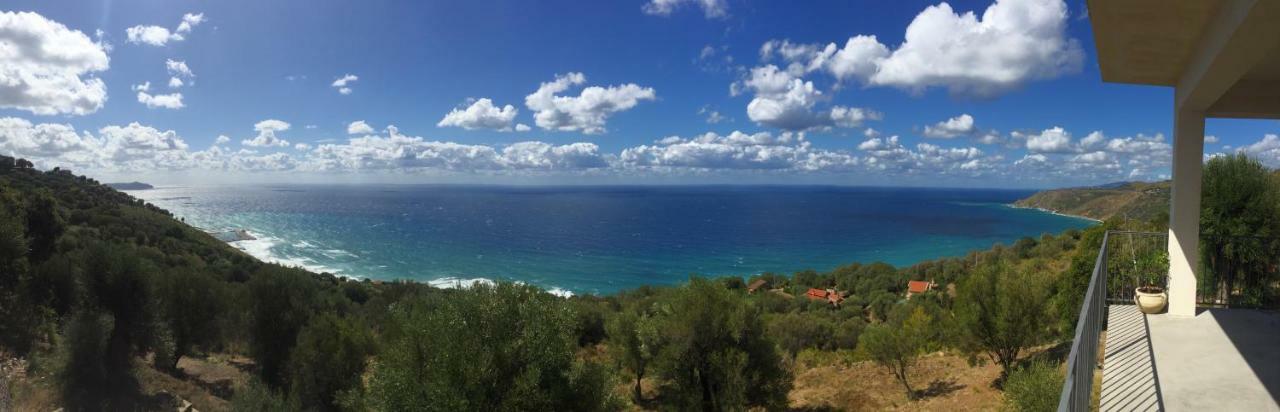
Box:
(1058, 231), (1111, 412)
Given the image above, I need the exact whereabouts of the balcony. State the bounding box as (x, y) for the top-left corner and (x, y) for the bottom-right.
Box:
(1059, 231), (1280, 411)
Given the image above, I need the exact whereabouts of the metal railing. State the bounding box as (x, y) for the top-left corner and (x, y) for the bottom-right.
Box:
(1057, 231), (1109, 412)
(1058, 230), (1280, 410)
(1103, 231), (1279, 309)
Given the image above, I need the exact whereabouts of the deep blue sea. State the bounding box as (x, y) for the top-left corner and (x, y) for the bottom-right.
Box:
(130, 185), (1095, 295)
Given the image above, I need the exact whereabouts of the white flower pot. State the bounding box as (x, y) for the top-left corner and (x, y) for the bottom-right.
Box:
(1134, 287), (1167, 314)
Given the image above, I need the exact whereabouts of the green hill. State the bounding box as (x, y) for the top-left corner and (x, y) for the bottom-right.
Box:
(1014, 181), (1170, 222)
(0, 156), (1095, 411)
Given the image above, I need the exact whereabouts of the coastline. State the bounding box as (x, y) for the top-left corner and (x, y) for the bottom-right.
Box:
(1005, 203), (1104, 223)
(216, 228), (577, 297)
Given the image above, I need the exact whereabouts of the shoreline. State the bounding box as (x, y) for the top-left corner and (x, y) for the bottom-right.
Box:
(1005, 203), (1104, 223)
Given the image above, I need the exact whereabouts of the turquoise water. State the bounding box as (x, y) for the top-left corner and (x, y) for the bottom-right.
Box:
(131, 185), (1095, 295)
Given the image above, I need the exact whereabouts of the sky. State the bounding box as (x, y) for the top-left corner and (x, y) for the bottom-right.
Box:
(2, 0), (1278, 188)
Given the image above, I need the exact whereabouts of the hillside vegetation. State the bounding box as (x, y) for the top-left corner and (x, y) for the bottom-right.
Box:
(1, 156), (1113, 411)
(1013, 181), (1170, 222)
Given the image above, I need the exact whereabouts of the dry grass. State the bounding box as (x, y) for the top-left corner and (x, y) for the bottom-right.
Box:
(789, 352), (1007, 411)
(135, 354), (254, 412)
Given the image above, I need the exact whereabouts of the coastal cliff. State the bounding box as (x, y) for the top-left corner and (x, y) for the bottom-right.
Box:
(1014, 181), (1170, 222)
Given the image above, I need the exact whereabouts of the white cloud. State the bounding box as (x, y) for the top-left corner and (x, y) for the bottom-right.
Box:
(830, 106), (882, 128)
(136, 89), (184, 109)
(856, 135), (998, 175)
(1204, 135), (1219, 144)
(166, 59), (194, 78)
(176, 13), (205, 34)
(757, 0), (1083, 98)
(1024, 127), (1074, 153)
(126, 12), (204, 46)
(437, 98), (520, 131)
(515, 123), (531, 132)
(168, 77), (184, 88)
(922, 114), (975, 138)
(1238, 134), (1280, 167)
(294, 143), (311, 151)
(1079, 130), (1105, 149)
(864, 128), (881, 139)
(214, 135), (230, 145)
(620, 131), (860, 172)
(699, 106), (726, 124)
(331, 74), (358, 95)
(242, 119), (291, 147)
(307, 126), (608, 172)
(0, 117), (96, 159)
(738, 65), (880, 131)
(524, 72), (656, 134)
(347, 120), (375, 135)
(0, 11), (110, 116)
(642, 0), (727, 18)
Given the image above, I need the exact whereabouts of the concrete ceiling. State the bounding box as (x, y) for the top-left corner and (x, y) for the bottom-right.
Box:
(1089, 0), (1280, 118)
(1088, 0), (1225, 86)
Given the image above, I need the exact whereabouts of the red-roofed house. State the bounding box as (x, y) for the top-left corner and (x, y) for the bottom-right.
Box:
(805, 288), (845, 307)
(906, 280), (935, 298)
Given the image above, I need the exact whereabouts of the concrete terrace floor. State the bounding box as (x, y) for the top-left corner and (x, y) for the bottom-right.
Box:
(1104, 305), (1280, 411)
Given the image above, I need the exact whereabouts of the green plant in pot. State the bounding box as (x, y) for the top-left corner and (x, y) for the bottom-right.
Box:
(1133, 250), (1169, 314)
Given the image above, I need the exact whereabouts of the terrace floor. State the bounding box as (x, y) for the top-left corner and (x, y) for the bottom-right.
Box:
(1102, 305), (1280, 411)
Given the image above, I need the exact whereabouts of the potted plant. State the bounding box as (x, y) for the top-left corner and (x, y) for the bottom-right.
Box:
(1133, 250), (1169, 314)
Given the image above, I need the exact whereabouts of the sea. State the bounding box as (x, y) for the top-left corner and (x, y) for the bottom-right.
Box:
(129, 185), (1096, 296)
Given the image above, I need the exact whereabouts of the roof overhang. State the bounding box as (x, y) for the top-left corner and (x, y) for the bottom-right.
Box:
(1088, 0), (1280, 118)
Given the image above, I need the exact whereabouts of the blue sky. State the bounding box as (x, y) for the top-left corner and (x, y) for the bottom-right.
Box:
(2, 0), (1277, 188)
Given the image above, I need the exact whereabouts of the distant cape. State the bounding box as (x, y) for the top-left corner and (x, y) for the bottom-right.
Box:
(107, 181), (154, 190)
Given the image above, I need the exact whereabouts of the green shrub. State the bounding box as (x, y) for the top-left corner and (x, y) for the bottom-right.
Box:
(1003, 361), (1063, 412)
(55, 312), (113, 412)
(366, 282), (620, 411)
(231, 380), (296, 411)
(287, 314), (374, 411)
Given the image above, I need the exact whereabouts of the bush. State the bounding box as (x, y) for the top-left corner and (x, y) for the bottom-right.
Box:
(55, 312), (113, 412)
(231, 380), (296, 411)
(366, 282), (620, 411)
(653, 277), (791, 411)
(156, 270), (228, 372)
(1003, 361), (1063, 412)
(956, 262), (1051, 381)
(248, 266), (320, 388)
(287, 314), (374, 411)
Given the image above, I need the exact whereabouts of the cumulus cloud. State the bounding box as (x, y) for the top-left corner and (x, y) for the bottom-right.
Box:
(307, 126), (609, 172)
(757, 0), (1083, 98)
(1023, 127), (1074, 153)
(620, 131), (860, 172)
(347, 120), (375, 135)
(136, 90), (184, 109)
(331, 74), (358, 95)
(214, 135), (230, 145)
(524, 72), (656, 134)
(1204, 135), (1219, 144)
(437, 98), (520, 131)
(642, 0), (727, 18)
(166, 59), (194, 79)
(922, 114), (975, 138)
(126, 12), (204, 46)
(1238, 134), (1280, 167)
(0, 11), (110, 116)
(856, 134), (998, 175)
(699, 106), (726, 124)
(737, 66), (880, 131)
(242, 119), (291, 147)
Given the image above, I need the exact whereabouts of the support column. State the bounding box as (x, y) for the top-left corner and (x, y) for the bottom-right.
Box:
(1167, 107), (1204, 318)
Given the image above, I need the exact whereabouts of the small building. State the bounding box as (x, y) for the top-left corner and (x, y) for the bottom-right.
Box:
(747, 279), (768, 294)
(906, 280), (935, 298)
(804, 288), (845, 307)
